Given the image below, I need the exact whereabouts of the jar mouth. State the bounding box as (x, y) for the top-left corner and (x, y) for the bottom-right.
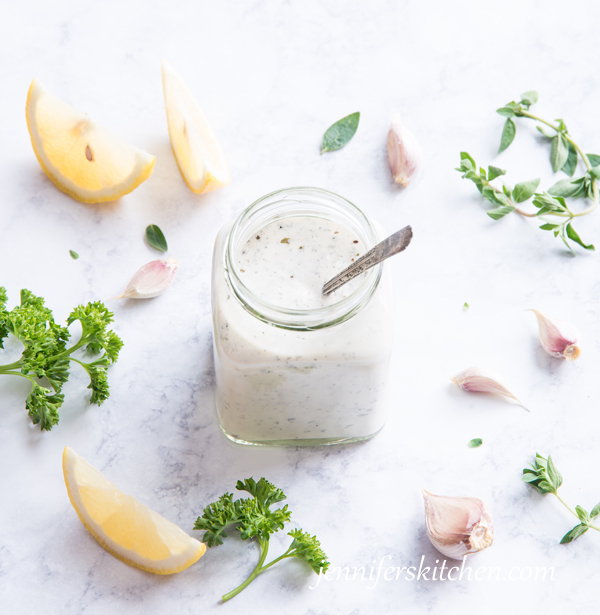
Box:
(225, 187), (382, 330)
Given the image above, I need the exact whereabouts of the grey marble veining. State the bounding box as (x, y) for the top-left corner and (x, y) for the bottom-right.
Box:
(1, 0), (600, 613)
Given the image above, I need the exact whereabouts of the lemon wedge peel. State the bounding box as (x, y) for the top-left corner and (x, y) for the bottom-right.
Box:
(62, 446), (205, 575)
(26, 79), (155, 203)
(161, 60), (231, 194)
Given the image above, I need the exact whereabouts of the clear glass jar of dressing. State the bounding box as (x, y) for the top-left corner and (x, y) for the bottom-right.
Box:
(211, 187), (394, 446)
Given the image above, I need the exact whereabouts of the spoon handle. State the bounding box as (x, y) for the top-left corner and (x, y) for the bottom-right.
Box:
(322, 225), (413, 296)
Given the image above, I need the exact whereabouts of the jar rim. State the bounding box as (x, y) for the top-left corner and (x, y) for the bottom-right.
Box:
(224, 186), (382, 330)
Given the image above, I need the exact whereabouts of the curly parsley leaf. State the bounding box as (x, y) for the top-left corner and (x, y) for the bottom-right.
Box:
(194, 477), (328, 601)
(0, 288), (123, 430)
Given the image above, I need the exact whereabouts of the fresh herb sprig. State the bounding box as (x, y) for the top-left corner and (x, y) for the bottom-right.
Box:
(457, 91), (599, 254)
(194, 477), (329, 602)
(0, 287), (123, 430)
(522, 453), (600, 544)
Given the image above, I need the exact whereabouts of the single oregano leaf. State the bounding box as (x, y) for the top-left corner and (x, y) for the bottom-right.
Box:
(145, 225), (168, 252)
(488, 165), (506, 181)
(69, 250), (79, 260)
(487, 205), (515, 220)
(562, 143), (578, 177)
(548, 179), (582, 198)
(560, 524), (589, 544)
(521, 91), (538, 106)
(590, 503), (600, 519)
(468, 438), (482, 448)
(513, 178), (540, 203)
(498, 118), (516, 153)
(551, 134), (569, 172)
(566, 223), (595, 251)
(496, 107), (516, 118)
(586, 154), (600, 167)
(321, 112), (360, 154)
(536, 125), (555, 139)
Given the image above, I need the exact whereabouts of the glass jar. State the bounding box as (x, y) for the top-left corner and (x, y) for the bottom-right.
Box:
(211, 187), (394, 446)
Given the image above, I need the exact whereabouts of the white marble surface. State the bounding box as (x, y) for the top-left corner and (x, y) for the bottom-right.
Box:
(2, 0), (600, 613)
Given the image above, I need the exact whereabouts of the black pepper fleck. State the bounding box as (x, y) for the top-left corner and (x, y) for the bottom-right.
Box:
(353, 240), (358, 243)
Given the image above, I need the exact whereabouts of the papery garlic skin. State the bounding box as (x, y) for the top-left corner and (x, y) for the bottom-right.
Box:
(387, 113), (422, 186)
(114, 258), (179, 299)
(422, 489), (494, 559)
(528, 309), (581, 361)
(452, 366), (528, 411)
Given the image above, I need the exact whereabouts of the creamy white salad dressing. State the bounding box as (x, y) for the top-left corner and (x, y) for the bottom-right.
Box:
(236, 217), (366, 309)
(212, 207), (394, 445)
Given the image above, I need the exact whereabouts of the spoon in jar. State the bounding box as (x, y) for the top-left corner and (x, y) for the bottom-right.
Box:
(322, 225), (413, 296)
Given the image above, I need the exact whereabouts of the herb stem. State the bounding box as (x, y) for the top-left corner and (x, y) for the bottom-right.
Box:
(222, 538), (270, 602)
(0, 360), (24, 372)
(554, 492), (579, 519)
(519, 110), (599, 219)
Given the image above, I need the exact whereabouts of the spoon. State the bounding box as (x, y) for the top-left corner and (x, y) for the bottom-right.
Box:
(322, 225), (413, 296)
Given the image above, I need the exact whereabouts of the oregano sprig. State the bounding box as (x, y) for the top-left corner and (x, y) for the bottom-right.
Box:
(522, 453), (600, 544)
(457, 91), (599, 254)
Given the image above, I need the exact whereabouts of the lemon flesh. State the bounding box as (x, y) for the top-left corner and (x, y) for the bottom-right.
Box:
(63, 446), (205, 574)
(161, 60), (231, 194)
(26, 79), (155, 203)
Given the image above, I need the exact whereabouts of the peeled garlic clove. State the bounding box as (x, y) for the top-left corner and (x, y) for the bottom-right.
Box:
(451, 366), (528, 411)
(387, 113), (422, 186)
(422, 489), (494, 559)
(113, 258), (180, 299)
(527, 309), (580, 361)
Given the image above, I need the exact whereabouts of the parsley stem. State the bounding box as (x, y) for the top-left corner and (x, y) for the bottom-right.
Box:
(222, 538), (270, 602)
(0, 360), (24, 372)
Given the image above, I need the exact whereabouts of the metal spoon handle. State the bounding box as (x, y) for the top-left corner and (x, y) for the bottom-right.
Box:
(322, 225), (413, 296)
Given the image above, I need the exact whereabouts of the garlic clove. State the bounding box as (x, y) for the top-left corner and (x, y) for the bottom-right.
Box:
(422, 489), (494, 559)
(527, 309), (581, 361)
(113, 258), (180, 299)
(451, 366), (529, 411)
(387, 113), (422, 186)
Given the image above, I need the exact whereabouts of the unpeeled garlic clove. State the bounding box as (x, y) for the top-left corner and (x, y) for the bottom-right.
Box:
(387, 113), (422, 186)
(451, 366), (529, 411)
(422, 489), (494, 559)
(113, 258), (180, 299)
(527, 309), (580, 361)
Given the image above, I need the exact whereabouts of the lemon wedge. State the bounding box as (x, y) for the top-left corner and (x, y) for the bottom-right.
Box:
(26, 79), (155, 203)
(161, 60), (231, 194)
(63, 446), (205, 574)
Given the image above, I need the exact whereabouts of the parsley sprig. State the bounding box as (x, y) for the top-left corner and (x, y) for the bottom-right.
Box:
(194, 477), (329, 602)
(457, 91), (599, 254)
(522, 453), (600, 544)
(0, 287), (123, 430)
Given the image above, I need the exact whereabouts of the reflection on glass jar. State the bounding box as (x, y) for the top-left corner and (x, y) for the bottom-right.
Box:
(211, 187), (394, 446)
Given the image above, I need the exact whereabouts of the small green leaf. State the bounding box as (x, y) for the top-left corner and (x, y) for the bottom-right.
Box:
(502, 185), (512, 197)
(499, 118), (516, 153)
(513, 178), (540, 203)
(539, 223), (561, 231)
(496, 107), (516, 118)
(546, 456), (563, 491)
(536, 126), (555, 139)
(145, 225), (168, 252)
(566, 223), (595, 251)
(468, 438), (482, 448)
(590, 503), (600, 519)
(463, 302), (469, 310)
(590, 167), (600, 180)
(321, 112), (360, 153)
(575, 505), (591, 525)
(69, 250), (79, 260)
(586, 154), (600, 167)
(487, 205), (515, 220)
(551, 134), (569, 172)
(561, 143), (578, 177)
(548, 178), (582, 198)
(560, 524), (589, 544)
(488, 165), (506, 181)
(520, 91), (538, 106)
